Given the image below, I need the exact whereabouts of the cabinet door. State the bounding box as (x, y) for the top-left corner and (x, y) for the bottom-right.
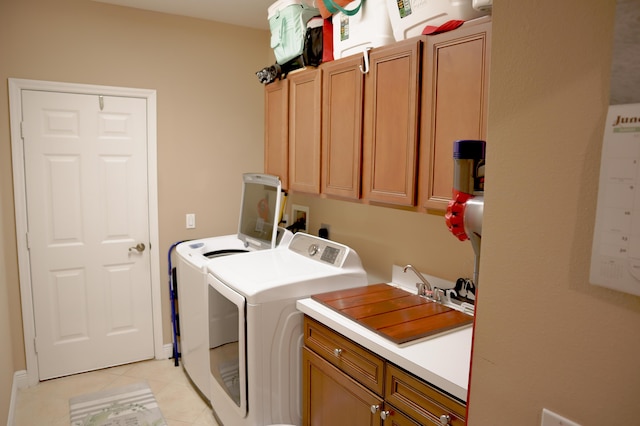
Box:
(321, 55), (365, 199)
(303, 347), (383, 426)
(420, 19), (491, 211)
(362, 38), (422, 206)
(288, 68), (322, 194)
(264, 79), (289, 190)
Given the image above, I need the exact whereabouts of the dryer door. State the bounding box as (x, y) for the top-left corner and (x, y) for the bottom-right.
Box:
(208, 273), (247, 417)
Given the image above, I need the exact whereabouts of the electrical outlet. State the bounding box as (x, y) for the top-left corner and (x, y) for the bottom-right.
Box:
(319, 223), (330, 239)
(291, 205), (309, 233)
(541, 409), (581, 426)
(186, 213), (196, 229)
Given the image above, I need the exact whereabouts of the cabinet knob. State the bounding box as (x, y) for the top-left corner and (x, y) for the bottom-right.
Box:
(380, 410), (391, 420)
(333, 348), (343, 357)
(440, 414), (451, 425)
(370, 404), (380, 414)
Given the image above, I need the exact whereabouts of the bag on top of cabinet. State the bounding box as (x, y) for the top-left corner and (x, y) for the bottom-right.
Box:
(269, 0), (320, 65)
(303, 16), (324, 67)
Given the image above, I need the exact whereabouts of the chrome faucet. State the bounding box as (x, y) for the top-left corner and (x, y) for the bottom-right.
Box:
(403, 264), (433, 298)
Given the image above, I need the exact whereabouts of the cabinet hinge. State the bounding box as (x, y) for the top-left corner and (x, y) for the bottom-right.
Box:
(33, 337), (38, 354)
(25, 232), (30, 250)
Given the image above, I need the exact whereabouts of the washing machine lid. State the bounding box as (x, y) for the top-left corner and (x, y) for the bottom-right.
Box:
(207, 233), (367, 304)
(237, 173), (283, 250)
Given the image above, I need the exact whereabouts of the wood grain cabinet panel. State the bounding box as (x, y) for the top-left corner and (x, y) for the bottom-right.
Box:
(264, 79), (289, 190)
(265, 19), (491, 211)
(303, 315), (468, 426)
(303, 347), (383, 426)
(321, 55), (365, 199)
(288, 68), (322, 194)
(419, 19), (492, 211)
(381, 404), (421, 426)
(385, 364), (466, 426)
(362, 38), (422, 206)
(304, 316), (385, 395)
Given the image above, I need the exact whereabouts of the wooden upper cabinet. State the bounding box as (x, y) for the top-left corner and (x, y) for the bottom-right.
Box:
(321, 55), (365, 200)
(288, 68), (323, 194)
(264, 79), (289, 190)
(362, 38), (422, 206)
(419, 18), (492, 211)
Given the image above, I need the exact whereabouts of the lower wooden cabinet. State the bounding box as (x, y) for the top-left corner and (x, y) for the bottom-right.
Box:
(303, 347), (382, 426)
(303, 316), (466, 426)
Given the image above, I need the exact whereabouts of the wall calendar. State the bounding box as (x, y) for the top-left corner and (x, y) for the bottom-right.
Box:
(590, 103), (640, 296)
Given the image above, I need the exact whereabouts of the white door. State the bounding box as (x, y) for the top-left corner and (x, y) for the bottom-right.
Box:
(21, 90), (154, 380)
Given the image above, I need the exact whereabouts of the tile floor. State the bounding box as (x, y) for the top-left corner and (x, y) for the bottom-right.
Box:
(14, 358), (219, 426)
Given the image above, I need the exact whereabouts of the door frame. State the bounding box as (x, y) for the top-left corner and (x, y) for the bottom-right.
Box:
(8, 78), (163, 386)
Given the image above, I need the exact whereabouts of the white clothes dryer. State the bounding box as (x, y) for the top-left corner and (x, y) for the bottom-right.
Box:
(207, 232), (367, 426)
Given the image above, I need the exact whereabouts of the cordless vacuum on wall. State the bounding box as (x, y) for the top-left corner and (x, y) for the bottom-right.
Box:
(445, 140), (485, 287)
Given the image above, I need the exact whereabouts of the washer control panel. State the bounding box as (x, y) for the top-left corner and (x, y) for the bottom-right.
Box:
(289, 233), (349, 267)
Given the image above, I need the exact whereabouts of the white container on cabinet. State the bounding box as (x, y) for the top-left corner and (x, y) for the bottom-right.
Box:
(332, 0), (395, 59)
(386, 0), (489, 41)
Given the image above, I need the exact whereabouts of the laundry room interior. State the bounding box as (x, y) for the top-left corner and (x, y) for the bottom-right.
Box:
(1, 0), (640, 425)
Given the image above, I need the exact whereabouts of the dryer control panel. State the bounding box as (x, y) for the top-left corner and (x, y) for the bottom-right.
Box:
(288, 233), (349, 267)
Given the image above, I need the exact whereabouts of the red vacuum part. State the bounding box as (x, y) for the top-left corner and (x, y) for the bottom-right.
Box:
(445, 190), (472, 241)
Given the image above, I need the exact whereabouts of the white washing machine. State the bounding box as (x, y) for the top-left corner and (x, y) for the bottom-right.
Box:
(175, 173), (290, 401)
(206, 232), (368, 426)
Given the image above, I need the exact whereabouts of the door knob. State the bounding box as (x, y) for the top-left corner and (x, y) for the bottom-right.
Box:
(129, 243), (146, 253)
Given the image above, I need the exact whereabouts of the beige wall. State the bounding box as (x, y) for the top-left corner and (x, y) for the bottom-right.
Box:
(0, 194), (15, 424)
(468, 0), (640, 424)
(0, 0), (271, 418)
(287, 193), (476, 283)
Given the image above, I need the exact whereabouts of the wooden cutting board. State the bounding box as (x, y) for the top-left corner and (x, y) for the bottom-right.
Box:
(311, 283), (474, 345)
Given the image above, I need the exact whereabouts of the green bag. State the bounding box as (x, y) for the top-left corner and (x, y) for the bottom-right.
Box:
(270, 2), (320, 65)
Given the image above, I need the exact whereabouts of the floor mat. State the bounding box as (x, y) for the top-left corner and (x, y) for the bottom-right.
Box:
(69, 381), (166, 426)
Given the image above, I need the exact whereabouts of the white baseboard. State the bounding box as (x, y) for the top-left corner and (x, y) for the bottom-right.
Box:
(7, 370), (28, 426)
(161, 343), (174, 360)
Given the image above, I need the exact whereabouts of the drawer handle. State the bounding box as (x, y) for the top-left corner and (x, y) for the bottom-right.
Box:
(333, 348), (343, 357)
(370, 404), (380, 414)
(440, 414), (451, 425)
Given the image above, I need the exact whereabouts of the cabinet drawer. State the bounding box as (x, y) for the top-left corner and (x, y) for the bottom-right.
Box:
(304, 316), (385, 396)
(385, 364), (466, 426)
(381, 403), (421, 426)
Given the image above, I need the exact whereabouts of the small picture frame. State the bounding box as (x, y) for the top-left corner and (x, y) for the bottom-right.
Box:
(291, 204), (309, 233)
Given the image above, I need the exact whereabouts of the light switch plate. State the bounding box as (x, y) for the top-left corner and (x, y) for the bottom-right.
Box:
(541, 409), (581, 426)
(186, 213), (196, 229)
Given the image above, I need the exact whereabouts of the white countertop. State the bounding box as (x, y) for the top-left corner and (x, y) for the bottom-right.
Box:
(295, 265), (474, 402)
